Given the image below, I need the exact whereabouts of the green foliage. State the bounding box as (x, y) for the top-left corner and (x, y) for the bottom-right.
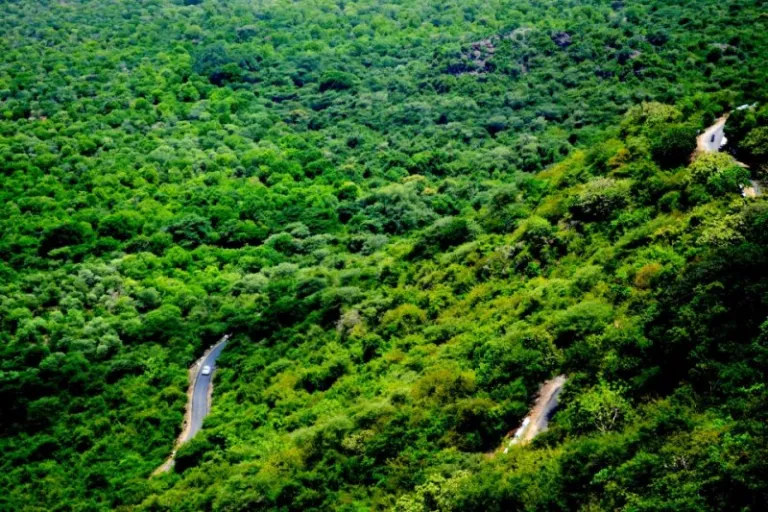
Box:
(650, 123), (698, 169)
(725, 103), (768, 175)
(410, 217), (480, 259)
(742, 127), (768, 170)
(2, 0), (768, 510)
(568, 380), (634, 433)
(688, 152), (750, 195)
(569, 178), (632, 221)
(318, 71), (358, 93)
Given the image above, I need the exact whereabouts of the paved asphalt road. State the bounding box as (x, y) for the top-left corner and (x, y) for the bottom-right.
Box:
(504, 375), (566, 452)
(182, 336), (229, 442)
(698, 116), (727, 152)
(697, 115), (762, 198)
(531, 378), (564, 435)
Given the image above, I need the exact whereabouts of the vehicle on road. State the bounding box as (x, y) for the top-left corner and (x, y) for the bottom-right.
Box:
(153, 335), (230, 475)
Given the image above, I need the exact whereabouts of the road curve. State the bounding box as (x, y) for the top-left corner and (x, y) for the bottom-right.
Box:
(183, 336), (229, 442)
(696, 115), (761, 197)
(697, 115), (727, 153)
(502, 375), (566, 453)
(523, 375), (566, 442)
(152, 335), (230, 475)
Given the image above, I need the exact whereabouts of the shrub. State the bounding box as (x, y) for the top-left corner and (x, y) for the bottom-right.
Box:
(409, 217), (479, 259)
(318, 71), (357, 92)
(569, 178), (631, 221)
(650, 124), (697, 169)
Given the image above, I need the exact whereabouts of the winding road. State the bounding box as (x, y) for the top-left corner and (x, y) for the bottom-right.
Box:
(503, 375), (566, 453)
(183, 336), (229, 442)
(696, 114), (761, 198)
(152, 334), (229, 474)
(523, 375), (566, 442)
(697, 115), (728, 153)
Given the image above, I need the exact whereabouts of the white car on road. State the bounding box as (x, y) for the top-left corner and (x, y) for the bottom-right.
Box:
(201, 365), (211, 376)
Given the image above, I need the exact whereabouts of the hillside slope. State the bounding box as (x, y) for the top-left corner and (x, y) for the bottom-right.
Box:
(2, 0), (768, 510)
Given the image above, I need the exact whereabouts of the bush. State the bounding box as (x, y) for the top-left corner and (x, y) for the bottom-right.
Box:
(570, 178), (632, 221)
(166, 215), (215, 248)
(410, 217), (479, 259)
(381, 304), (427, 336)
(174, 436), (213, 473)
(318, 71), (357, 92)
(39, 221), (93, 255)
(650, 124), (697, 169)
(687, 152), (750, 195)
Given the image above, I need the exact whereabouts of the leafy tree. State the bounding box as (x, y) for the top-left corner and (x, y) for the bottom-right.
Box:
(650, 124), (698, 169)
(166, 215), (216, 248)
(2, 0), (768, 508)
(39, 221), (93, 255)
(688, 152), (750, 194)
(571, 381), (634, 433)
(410, 217), (480, 259)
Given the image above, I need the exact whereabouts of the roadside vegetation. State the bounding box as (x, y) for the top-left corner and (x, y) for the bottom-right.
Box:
(2, 0), (768, 510)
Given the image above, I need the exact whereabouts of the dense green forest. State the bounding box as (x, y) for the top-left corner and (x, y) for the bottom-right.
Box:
(2, 0), (768, 510)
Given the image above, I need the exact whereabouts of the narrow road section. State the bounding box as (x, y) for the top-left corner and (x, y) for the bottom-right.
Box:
(503, 375), (566, 453)
(745, 180), (762, 198)
(697, 115), (728, 153)
(152, 334), (230, 475)
(184, 337), (229, 442)
(696, 114), (761, 198)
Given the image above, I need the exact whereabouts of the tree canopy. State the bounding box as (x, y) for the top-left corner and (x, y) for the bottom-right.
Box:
(2, 0), (768, 510)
